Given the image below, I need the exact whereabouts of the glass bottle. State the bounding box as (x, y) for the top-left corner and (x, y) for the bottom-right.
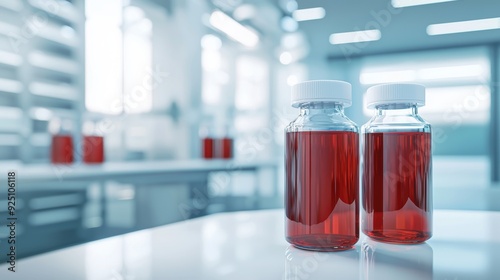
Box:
(362, 83), (432, 244)
(285, 80), (359, 251)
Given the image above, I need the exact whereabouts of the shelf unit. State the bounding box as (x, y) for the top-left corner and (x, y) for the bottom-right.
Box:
(0, 0), (85, 163)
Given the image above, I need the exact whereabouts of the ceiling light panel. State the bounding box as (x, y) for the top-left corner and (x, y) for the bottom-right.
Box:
(427, 17), (500, 35)
(329, 30), (381, 45)
(292, 7), (325, 22)
(392, 0), (456, 8)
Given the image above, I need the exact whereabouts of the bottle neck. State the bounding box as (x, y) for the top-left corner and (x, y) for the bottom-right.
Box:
(376, 103), (419, 116)
(299, 102), (344, 116)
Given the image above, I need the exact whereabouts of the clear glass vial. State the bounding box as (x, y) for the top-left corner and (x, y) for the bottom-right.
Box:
(285, 80), (359, 251)
(362, 83), (432, 244)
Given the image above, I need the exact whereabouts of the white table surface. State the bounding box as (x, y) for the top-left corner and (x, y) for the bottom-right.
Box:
(1, 209), (499, 280)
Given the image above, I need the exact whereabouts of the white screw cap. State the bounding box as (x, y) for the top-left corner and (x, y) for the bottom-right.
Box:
(365, 83), (425, 109)
(291, 80), (352, 108)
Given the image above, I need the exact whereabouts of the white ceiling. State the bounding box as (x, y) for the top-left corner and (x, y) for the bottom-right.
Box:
(293, 0), (500, 59)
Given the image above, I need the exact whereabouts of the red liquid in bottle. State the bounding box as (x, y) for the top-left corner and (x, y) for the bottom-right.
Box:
(286, 131), (359, 251)
(363, 132), (432, 244)
(83, 135), (104, 164)
(220, 137), (233, 159)
(51, 135), (74, 164)
(202, 137), (214, 159)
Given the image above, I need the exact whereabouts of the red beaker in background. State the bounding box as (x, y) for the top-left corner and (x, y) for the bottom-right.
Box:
(202, 137), (215, 159)
(200, 125), (215, 159)
(49, 118), (74, 164)
(216, 124), (233, 159)
(51, 135), (74, 164)
(218, 136), (233, 159)
(83, 135), (104, 163)
(82, 120), (105, 164)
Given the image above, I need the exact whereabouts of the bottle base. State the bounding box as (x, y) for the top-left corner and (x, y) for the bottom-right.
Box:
(287, 234), (358, 252)
(364, 230), (431, 244)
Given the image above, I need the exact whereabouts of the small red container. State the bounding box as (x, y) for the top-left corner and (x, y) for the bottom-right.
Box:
(83, 135), (104, 164)
(219, 137), (233, 159)
(51, 135), (74, 164)
(202, 137), (215, 159)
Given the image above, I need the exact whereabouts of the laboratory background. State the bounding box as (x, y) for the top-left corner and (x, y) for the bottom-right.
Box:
(0, 0), (499, 278)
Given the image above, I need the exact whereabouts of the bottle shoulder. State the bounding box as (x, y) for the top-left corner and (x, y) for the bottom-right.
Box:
(287, 114), (359, 132)
(362, 114), (431, 133)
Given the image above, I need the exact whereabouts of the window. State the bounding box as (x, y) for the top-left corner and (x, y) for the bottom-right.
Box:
(201, 34), (226, 106)
(234, 55), (270, 159)
(85, 0), (122, 115)
(85, 0), (152, 115)
(359, 47), (491, 188)
(123, 6), (152, 114)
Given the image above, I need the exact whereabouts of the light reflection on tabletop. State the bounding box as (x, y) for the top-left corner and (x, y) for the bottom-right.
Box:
(0, 209), (499, 279)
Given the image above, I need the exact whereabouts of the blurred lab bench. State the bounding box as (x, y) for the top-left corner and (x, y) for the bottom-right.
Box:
(1, 209), (499, 279)
(0, 159), (279, 261)
(9, 159), (278, 186)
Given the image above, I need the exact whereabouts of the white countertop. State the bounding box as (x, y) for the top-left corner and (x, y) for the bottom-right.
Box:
(1, 209), (499, 279)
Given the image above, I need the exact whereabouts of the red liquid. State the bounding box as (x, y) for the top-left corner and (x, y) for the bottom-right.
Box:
(362, 132), (432, 244)
(51, 135), (74, 164)
(202, 137), (214, 159)
(220, 137), (233, 159)
(285, 131), (359, 251)
(83, 135), (104, 164)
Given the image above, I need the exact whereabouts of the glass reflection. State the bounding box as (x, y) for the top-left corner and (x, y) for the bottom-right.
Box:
(361, 237), (433, 280)
(284, 245), (359, 280)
